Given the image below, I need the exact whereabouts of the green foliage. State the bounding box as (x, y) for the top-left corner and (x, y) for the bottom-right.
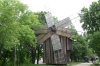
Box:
(79, 0), (100, 33)
(34, 11), (47, 25)
(80, 0), (100, 58)
(69, 25), (89, 61)
(0, 0), (41, 66)
(72, 34), (88, 57)
(89, 31), (100, 56)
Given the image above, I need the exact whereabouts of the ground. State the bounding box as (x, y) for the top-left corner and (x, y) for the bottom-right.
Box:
(73, 63), (92, 66)
(35, 59), (93, 66)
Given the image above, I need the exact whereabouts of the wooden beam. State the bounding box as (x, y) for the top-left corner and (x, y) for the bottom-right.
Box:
(56, 27), (72, 38)
(33, 25), (50, 34)
(56, 31), (71, 38)
(35, 29), (49, 34)
(55, 17), (72, 28)
(57, 27), (72, 33)
(37, 33), (51, 44)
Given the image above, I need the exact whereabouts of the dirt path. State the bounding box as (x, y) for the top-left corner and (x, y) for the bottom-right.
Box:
(73, 63), (92, 66)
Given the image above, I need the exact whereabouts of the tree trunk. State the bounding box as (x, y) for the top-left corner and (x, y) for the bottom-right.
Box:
(14, 46), (16, 66)
(2, 50), (8, 66)
(0, 44), (3, 58)
(37, 45), (39, 64)
(74, 56), (77, 62)
(31, 47), (36, 64)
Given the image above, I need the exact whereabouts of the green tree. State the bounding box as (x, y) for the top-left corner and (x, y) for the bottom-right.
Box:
(0, 0), (41, 66)
(69, 25), (88, 62)
(89, 31), (100, 59)
(79, 0), (100, 33)
(79, 0), (100, 60)
(71, 34), (88, 61)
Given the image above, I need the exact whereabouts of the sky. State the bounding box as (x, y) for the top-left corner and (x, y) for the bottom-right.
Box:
(21, 0), (98, 34)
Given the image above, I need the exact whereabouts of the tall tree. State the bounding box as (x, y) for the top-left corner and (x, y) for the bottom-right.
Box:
(0, 0), (41, 65)
(89, 31), (100, 59)
(79, 0), (100, 59)
(68, 25), (88, 61)
(79, 0), (100, 33)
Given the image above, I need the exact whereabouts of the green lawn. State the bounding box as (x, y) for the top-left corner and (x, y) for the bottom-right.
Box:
(21, 62), (82, 66)
(67, 62), (82, 66)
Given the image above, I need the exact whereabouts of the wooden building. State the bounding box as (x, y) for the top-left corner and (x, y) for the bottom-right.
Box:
(35, 26), (73, 64)
(43, 35), (73, 64)
(34, 12), (73, 64)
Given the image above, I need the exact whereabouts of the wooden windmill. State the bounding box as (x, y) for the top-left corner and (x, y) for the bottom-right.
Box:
(35, 12), (73, 64)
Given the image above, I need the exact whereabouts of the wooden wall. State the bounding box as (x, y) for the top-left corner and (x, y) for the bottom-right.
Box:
(43, 36), (72, 64)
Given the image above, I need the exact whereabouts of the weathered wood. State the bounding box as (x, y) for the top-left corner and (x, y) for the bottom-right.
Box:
(56, 27), (72, 38)
(67, 38), (73, 50)
(44, 38), (54, 64)
(57, 27), (72, 33)
(67, 38), (69, 50)
(45, 12), (54, 28)
(37, 34), (45, 41)
(47, 39), (49, 64)
(40, 32), (72, 64)
(67, 50), (70, 63)
(45, 40), (48, 63)
(43, 42), (46, 63)
(64, 37), (67, 64)
(56, 30), (71, 38)
(55, 17), (72, 28)
(60, 36), (66, 64)
(51, 34), (62, 51)
(49, 38), (54, 64)
(69, 38), (73, 50)
(34, 25), (49, 34)
(35, 29), (49, 34)
(37, 33), (51, 44)
(35, 11), (73, 65)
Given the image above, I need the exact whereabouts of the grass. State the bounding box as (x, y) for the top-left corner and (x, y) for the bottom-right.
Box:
(90, 60), (100, 66)
(67, 62), (82, 66)
(20, 62), (82, 66)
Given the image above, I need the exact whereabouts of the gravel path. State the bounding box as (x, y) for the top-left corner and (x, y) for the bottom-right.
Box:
(73, 63), (92, 66)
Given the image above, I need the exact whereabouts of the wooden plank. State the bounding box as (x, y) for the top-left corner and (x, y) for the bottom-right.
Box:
(49, 38), (53, 64)
(34, 25), (49, 34)
(35, 29), (49, 34)
(67, 38), (69, 50)
(60, 36), (65, 64)
(60, 36), (64, 52)
(68, 38), (73, 50)
(55, 17), (72, 28)
(67, 50), (70, 63)
(64, 36), (67, 64)
(67, 38), (73, 50)
(50, 39), (54, 64)
(57, 27), (72, 33)
(46, 40), (49, 64)
(37, 34), (45, 41)
(56, 31), (71, 38)
(37, 33), (51, 44)
(47, 39), (50, 64)
(45, 12), (54, 28)
(51, 34), (62, 51)
(43, 41), (46, 63)
(56, 27), (72, 37)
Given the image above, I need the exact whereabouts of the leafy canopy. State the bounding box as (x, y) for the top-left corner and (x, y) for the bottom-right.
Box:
(79, 0), (100, 33)
(0, 0), (40, 49)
